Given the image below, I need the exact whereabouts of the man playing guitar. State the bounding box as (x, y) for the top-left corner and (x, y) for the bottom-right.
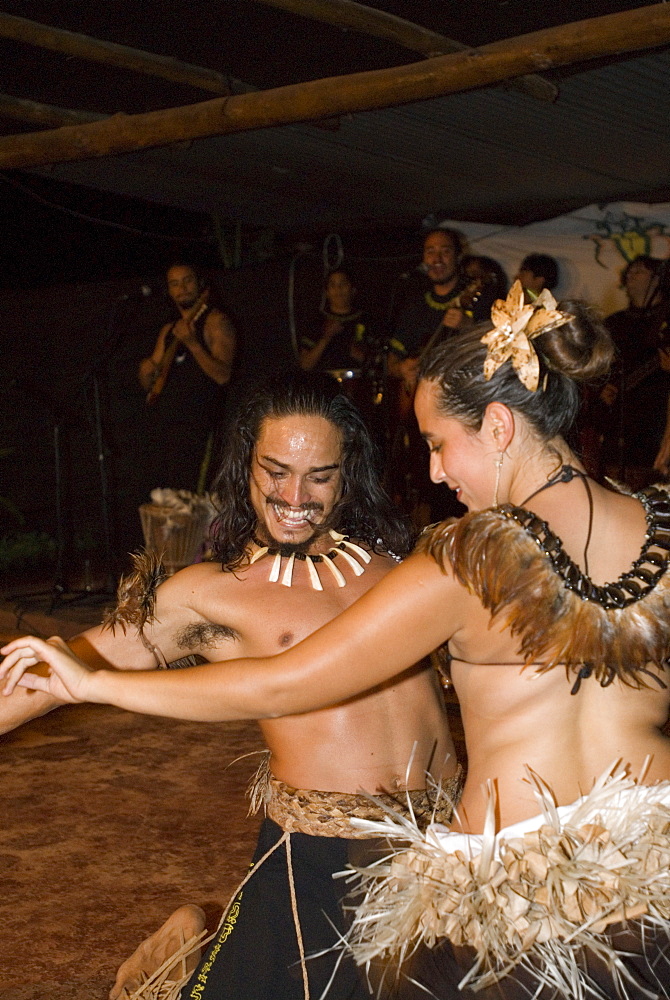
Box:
(384, 228), (496, 523)
(139, 263), (236, 401)
(137, 262), (236, 494)
(388, 228), (494, 411)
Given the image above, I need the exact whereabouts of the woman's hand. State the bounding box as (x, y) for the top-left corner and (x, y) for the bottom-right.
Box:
(0, 635), (97, 704)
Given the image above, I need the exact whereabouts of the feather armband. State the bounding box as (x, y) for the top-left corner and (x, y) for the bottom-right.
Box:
(102, 549), (167, 635)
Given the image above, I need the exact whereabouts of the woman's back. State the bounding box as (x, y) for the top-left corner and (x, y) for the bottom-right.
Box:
(443, 476), (670, 830)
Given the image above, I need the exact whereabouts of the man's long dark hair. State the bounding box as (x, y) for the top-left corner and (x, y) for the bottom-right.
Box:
(209, 375), (413, 570)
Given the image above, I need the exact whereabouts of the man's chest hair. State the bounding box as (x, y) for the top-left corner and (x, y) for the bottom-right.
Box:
(168, 554), (391, 656)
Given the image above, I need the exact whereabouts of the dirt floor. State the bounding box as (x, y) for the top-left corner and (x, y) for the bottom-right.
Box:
(0, 588), (263, 1000)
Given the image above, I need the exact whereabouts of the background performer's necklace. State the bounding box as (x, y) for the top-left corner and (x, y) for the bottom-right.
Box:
(249, 530), (371, 590)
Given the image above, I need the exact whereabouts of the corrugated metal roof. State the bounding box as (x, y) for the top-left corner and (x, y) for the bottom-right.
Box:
(11, 4), (669, 230)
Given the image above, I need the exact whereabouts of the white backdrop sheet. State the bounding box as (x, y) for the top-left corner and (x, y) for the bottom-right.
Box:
(439, 202), (670, 317)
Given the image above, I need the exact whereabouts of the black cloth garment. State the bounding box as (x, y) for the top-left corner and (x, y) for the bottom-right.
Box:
(396, 926), (670, 1000)
(143, 305), (224, 491)
(183, 818), (371, 1000)
(301, 312), (372, 372)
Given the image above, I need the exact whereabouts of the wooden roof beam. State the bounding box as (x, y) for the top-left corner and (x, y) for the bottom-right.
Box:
(0, 3), (666, 170)
(0, 12), (232, 95)
(253, 0), (557, 101)
(0, 93), (104, 129)
(0, 13), (345, 130)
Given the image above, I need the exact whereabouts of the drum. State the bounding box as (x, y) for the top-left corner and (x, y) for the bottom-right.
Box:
(139, 503), (210, 576)
(326, 365), (390, 464)
(326, 367), (375, 409)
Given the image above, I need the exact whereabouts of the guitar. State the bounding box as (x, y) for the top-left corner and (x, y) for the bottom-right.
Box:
(393, 277), (485, 423)
(146, 290), (209, 406)
(622, 326), (670, 394)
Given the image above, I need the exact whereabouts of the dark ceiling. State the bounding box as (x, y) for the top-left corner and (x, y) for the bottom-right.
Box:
(0, 0), (668, 284)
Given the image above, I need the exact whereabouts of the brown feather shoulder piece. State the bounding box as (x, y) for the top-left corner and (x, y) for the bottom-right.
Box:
(102, 549), (168, 635)
(416, 486), (670, 687)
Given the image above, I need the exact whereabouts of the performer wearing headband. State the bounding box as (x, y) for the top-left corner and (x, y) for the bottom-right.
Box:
(1, 376), (456, 1000)
(6, 286), (670, 998)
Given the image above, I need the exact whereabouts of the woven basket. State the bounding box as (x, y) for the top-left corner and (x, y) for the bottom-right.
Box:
(139, 503), (210, 576)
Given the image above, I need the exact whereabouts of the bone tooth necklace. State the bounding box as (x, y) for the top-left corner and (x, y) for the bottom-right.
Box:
(249, 529), (371, 590)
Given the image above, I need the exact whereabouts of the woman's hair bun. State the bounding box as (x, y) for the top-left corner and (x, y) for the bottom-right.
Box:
(538, 300), (614, 383)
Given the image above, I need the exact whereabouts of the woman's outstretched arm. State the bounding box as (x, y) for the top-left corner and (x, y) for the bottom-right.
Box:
(1, 552), (466, 722)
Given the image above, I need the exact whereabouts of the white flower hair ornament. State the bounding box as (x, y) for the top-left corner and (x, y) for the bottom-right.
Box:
(480, 280), (573, 391)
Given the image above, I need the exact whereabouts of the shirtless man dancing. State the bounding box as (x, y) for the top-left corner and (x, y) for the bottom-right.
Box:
(1, 376), (457, 1000)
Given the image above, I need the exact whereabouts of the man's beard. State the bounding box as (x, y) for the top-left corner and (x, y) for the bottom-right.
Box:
(177, 296), (198, 310)
(430, 268), (457, 287)
(255, 497), (337, 555)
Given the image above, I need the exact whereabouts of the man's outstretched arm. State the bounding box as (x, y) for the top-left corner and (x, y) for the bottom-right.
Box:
(0, 627), (160, 734)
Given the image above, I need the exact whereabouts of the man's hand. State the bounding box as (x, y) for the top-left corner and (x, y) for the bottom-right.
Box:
(398, 356), (419, 389)
(172, 317), (198, 346)
(659, 346), (670, 373)
(0, 635), (98, 704)
(441, 307), (464, 330)
(171, 288), (210, 348)
(600, 382), (618, 407)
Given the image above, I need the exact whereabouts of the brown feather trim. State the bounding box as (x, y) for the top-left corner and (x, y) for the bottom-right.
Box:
(102, 549), (168, 635)
(416, 498), (670, 688)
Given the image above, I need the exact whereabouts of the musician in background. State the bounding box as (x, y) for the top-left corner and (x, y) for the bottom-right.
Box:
(462, 253), (509, 300)
(515, 252), (559, 300)
(386, 227), (494, 524)
(138, 262), (236, 492)
(388, 228), (494, 396)
(298, 268), (371, 373)
(299, 267), (388, 461)
(600, 255), (670, 488)
(139, 263), (235, 396)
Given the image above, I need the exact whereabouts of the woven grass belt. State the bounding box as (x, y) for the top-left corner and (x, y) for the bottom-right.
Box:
(248, 754), (462, 838)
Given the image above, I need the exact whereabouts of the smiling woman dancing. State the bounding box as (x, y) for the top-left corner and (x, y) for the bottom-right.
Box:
(4, 282), (670, 999)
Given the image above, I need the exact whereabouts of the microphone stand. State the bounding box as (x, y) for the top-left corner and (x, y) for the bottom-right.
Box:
(11, 292), (142, 620)
(90, 368), (116, 597)
(9, 389), (103, 621)
(76, 291), (144, 599)
(58, 287), (154, 602)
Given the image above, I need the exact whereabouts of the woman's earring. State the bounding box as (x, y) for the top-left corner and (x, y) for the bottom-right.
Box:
(493, 451), (504, 507)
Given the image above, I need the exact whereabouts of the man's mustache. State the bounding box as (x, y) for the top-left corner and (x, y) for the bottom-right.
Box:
(266, 496), (324, 514)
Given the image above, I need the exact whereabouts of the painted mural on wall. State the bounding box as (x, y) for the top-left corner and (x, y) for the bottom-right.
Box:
(439, 202), (670, 318)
